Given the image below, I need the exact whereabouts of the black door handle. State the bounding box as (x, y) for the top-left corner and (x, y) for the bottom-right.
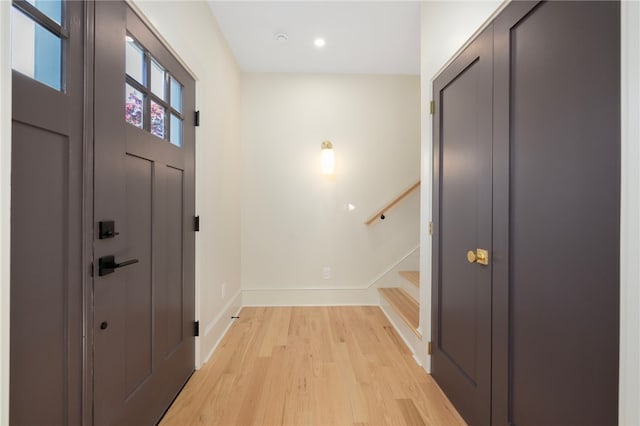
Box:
(98, 255), (139, 276)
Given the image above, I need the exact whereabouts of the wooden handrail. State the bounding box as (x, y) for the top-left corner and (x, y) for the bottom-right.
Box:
(364, 181), (421, 225)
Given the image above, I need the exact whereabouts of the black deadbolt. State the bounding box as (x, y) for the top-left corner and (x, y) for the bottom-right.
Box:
(98, 220), (120, 239)
(100, 321), (108, 330)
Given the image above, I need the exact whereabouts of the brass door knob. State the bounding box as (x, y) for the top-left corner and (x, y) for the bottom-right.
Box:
(476, 249), (489, 266)
(467, 249), (489, 265)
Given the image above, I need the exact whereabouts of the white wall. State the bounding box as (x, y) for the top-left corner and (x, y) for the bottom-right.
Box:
(620, 2), (640, 424)
(419, 0), (504, 369)
(130, 1), (243, 366)
(241, 73), (420, 306)
(0, 1), (11, 424)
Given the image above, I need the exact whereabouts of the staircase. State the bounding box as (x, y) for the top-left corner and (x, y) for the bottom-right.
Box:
(378, 270), (421, 338)
(366, 181), (422, 355)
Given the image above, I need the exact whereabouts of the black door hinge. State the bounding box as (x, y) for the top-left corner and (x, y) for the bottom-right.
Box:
(193, 320), (200, 337)
(194, 110), (200, 127)
(194, 216), (200, 232)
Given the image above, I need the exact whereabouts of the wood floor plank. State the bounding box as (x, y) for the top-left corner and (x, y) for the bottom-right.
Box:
(160, 306), (465, 426)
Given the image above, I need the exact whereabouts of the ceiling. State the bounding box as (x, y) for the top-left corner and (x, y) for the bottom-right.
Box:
(208, 1), (421, 75)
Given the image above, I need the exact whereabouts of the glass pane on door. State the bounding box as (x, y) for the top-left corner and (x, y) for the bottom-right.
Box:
(150, 100), (166, 138)
(125, 84), (144, 128)
(170, 114), (182, 147)
(150, 59), (166, 100)
(11, 6), (62, 91)
(170, 77), (182, 112)
(126, 38), (145, 85)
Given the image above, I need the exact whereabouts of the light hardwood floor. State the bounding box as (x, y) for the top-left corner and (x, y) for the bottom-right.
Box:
(160, 306), (465, 426)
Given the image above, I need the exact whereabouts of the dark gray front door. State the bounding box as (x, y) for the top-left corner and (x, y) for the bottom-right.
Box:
(10, 1), (84, 424)
(431, 26), (493, 426)
(93, 3), (196, 424)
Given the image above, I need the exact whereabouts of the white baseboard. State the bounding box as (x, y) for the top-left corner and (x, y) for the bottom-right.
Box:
(198, 290), (242, 367)
(242, 287), (378, 306)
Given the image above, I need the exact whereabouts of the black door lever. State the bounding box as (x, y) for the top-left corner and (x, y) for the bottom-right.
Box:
(98, 255), (139, 276)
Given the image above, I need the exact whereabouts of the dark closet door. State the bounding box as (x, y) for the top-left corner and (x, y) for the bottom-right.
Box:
(10, 1), (84, 424)
(492, 2), (620, 425)
(431, 27), (493, 426)
(93, 3), (196, 425)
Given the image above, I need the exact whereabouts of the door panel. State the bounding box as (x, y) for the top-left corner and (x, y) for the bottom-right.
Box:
(94, 2), (196, 424)
(440, 60), (481, 381)
(11, 123), (69, 424)
(432, 26), (493, 426)
(165, 166), (185, 354)
(124, 154), (154, 396)
(493, 2), (620, 425)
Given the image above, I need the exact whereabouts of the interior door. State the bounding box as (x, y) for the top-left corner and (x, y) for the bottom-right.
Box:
(10, 0), (84, 424)
(492, 2), (620, 425)
(431, 26), (493, 426)
(93, 3), (196, 424)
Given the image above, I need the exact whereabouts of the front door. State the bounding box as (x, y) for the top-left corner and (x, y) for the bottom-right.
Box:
(431, 27), (493, 426)
(93, 3), (196, 424)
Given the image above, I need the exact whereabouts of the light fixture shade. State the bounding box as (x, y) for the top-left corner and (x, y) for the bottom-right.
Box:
(321, 141), (335, 175)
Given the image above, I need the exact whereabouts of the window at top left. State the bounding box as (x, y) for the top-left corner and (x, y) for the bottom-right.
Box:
(11, 1), (64, 92)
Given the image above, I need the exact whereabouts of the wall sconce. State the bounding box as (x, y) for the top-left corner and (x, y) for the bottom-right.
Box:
(321, 140), (335, 175)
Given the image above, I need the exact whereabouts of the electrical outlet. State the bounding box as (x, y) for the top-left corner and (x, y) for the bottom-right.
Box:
(221, 282), (226, 299)
(322, 267), (332, 280)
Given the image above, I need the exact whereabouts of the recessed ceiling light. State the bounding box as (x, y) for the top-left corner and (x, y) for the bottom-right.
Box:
(314, 38), (326, 48)
(275, 33), (289, 43)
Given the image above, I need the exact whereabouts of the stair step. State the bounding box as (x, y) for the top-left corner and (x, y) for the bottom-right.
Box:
(399, 270), (420, 288)
(378, 288), (421, 338)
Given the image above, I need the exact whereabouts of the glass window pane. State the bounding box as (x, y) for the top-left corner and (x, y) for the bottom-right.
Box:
(170, 77), (182, 113)
(150, 59), (166, 100)
(125, 84), (144, 128)
(170, 114), (182, 147)
(126, 38), (145, 84)
(26, 0), (62, 25)
(11, 7), (62, 91)
(150, 101), (166, 139)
